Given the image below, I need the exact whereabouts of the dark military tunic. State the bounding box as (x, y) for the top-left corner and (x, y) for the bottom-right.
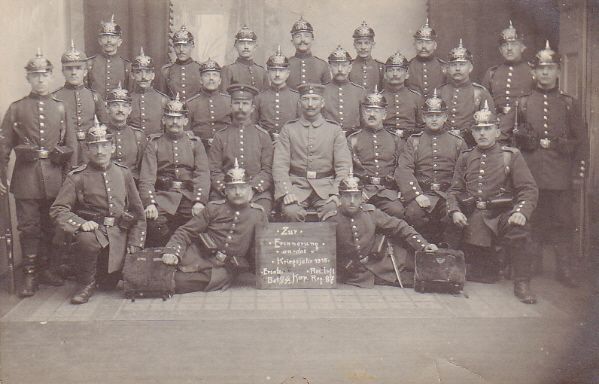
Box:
(128, 86), (169, 135)
(255, 86), (300, 135)
(186, 89), (231, 143)
(382, 86), (424, 136)
(107, 123), (145, 179)
(50, 162), (146, 273)
(349, 56), (384, 92)
(159, 59), (202, 102)
(87, 54), (131, 100)
(406, 56), (446, 99)
(287, 52), (331, 90)
(221, 57), (269, 91)
(439, 81), (495, 135)
(322, 80), (367, 133)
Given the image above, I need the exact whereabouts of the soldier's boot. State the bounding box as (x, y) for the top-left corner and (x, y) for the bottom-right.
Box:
(554, 244), (578, 288)
(514, 279), (537, 304)
(19, 255), (38, 298)
(70, 281), (96, 305)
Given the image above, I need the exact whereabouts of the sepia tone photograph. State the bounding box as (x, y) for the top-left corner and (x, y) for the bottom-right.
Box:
(0, 0), (598, 383)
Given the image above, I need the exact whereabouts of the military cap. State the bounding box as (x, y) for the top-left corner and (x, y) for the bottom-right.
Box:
(473, 100), (498, 127)
(499, 20), (522, 44)
(172, 25), (194, 45)
(163, 93), (188, 117)
(199, 57), (222, 73)
(224, 158), (249, 185)
(86, 117), (113, 144)
(131, 46), (154, 71)
(227, 84), (259, 100)
(290, 16), (314, 35)
(352, 21), (375, 39)
(529, 40), (561, 67)
(106, 82), (131, 103)
(328, 45), (352, 63)
(448, 39), (473, 63)
(297, 83), (325, 96)
(235, 25), (257, 42)
(422, 89), (447, 113)
(25, 48), (53, 73)
(266, 46), (289, 69)
(339, 170), (363, 193)
(384, 51), (409, 69)
(61, 40), (87, 66)
(99, 14), (122, 36)
(361, 87), (387, 109)
(413, 18), (437, 41)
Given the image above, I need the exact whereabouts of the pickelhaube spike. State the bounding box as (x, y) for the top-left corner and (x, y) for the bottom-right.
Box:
(473, 99), (497, 127)
(290, 15), (314, 35)
(448, 38), (473, 63)
(352, 20), (375, 39)
(224, 157), (249, 185)
(413, 18), (436, 40)
(172, 24), (194, 45)
(545, 40), (551, 50)
(199, 57), (222, 73)
(235, 25), (258, 42)
(422, 88), (447, 114)
(86, 116), (112, 144)
(339, 168), (363, 193)
(106, 81), (131, 103)
(328, 45), (352, 63)
(530, 39), (560, 67)
(99, 14), (121, 36)
(26, 48), (53, 73)
(361, 87), (387, 109)
(132, 46), (154, 70)
(384, 51), (409, 68)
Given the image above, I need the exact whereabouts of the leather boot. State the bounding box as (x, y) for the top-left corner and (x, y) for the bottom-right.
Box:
(70, 281), (96, 304)
(514, 279), (537, 304)
(38, 269), (65, 286)
(19, 255), (38, 297)
(554, 244), (578, 288)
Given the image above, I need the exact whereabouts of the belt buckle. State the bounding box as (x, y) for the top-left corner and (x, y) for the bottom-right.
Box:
(360, 255), (369, 264)
(306, 171), (317, 179)
(215, 251), (227, 264)
(103, 217), (115, 227)
(207, 138), (214, 145)
(38, 148), (49, 159)
(76, 131), (86, 140)
(172, 181), (183, 190)
(431, 183), (440, 191)
(371, 177), (381, 185)
(476, 201), (487, 210)
(502, 106), (512, 114)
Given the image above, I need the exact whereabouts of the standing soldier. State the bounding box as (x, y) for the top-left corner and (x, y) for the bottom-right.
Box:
(273, 84), (352, 222)
(323, 46), (366, 135)
(139, 95), (210, 246)
(439, 39), (495, 147)
(54, 41), (103, 166)
(348, 90), (404, 219)
(349, 21), (384, 92)
(395, 90), (467, 242)
(0, 50), (75, 297)
(482, 21), (534, 144)
(187, 58), (231, 148)
(514, 42), (585, 287)
(382, 51), (425, 139)
(287, 17), (331, 90)
(129, 47), (169, 136)
(160, 25), (202, 102)
(447, 103), (538, 304)
(406, 19), (446, 99)
(255, 47), (299, 139)
(50, 122), (146, 304)
(221, 25), (268, 91)
(105, 84), (145, 179)
(208, 84), (273, 213)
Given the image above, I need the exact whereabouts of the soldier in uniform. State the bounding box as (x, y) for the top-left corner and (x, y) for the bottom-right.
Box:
(439, 39), (495, 147)
(329, 173), (437, 288)
(105, 84), (145, 179)
(159, 25), (202, 102)
(129, 47), (169, 136)
(139, 95), (210, 246)
(349, 21), (384, 92)
(406, 19), (446, 99)
(348, 90), (405, 219)
(50, 122), (146, 304)
(208, 84), (273, 213)
(161, 161), (268, 293)
(482, 21), (534, 144)
(255, 47), (299, 139)
(273, 83), (352, 222)
(54, 41), (103, 166)
(382, 51), (425, 138)
(514, 42), (585, 287)
(322, 46), (366, 136)
(187, 58), (232, 148)
(287, 17), (331, 90)
(447, 103), (538, 304)
(395, 89), (467, 242)
(0, 50), (75, 296)
(221, 25), (268, 91)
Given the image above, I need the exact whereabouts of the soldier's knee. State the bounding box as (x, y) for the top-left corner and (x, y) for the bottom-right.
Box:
(147, 215), (171, 238)
(404, 202), (428, 227)
(318, 201), (337, 221)
(281, 203), (306, 222)
(383, 200), (406, 219)
(74, 232), (103, 254)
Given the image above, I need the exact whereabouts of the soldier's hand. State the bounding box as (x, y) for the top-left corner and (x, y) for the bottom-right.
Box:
(283, 193), (298, 205)
(80, 221), (99, 232)
(162, 253), (179, 266)
(452, 211), (469, 227)
(192, 202), (205, 216)
(508, 212), (527, 226)
(145, 204), (158, 220)
(424, 244), (439, 252)
(326, 195), (340, 207)
(415, 195), (431, 208)
(0, 179), (6, 195)
(127, 245), (142, 254)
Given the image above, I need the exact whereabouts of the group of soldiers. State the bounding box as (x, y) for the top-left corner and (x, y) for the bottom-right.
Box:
(0, 15), (585, 306)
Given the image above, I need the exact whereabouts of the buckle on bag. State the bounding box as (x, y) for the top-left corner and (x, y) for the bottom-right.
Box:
(103, 217), (116, 226)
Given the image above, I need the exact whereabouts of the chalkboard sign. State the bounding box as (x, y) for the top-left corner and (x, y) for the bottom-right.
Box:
(255, 222), (337, 289)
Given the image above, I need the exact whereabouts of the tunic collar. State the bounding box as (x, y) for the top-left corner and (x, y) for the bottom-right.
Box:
(235, 57), (255, 66)
(294, 51), (313, 59)
(176, 58), (193, 65)
(63, 83), (86, 90)
(28, 92), (51, 100)
(535, 84), (559, 94)
(299, 115), (325, 128)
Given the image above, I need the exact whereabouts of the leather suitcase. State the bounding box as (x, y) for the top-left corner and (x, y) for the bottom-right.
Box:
(122, 247), (176, 301)
(414, 249), (466, 294)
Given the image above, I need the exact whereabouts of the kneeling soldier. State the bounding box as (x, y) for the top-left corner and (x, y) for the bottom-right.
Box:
(161, 161), (268, 293)
(50, 122), (146, 304)
(328, 172), (437, 288)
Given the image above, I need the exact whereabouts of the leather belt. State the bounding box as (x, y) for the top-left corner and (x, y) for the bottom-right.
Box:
(289, 166), (334, 179)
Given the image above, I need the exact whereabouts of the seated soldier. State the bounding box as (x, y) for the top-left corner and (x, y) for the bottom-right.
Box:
(139, 94), (210, 246)
(161, 161), (268, 293)
(447, 102), (538, 304)
(328, 172), (437, 288)
(50, 121), (146, 304)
